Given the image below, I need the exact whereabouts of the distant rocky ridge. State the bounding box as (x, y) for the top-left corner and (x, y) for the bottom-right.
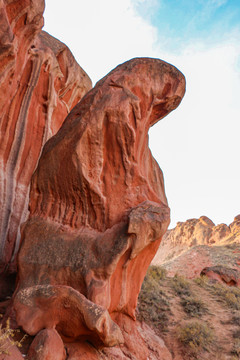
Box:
(152, 215), (240, 279)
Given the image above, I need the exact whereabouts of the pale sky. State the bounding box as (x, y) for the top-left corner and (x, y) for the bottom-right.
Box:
(43, 0), (240, 228)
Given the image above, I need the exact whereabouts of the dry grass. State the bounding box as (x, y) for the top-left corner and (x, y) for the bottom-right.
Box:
(170, 274), (192, 296)
(231, 339), (240, 357)
(0, 317), (26, 355)
(180, 296), (208, 317)
(210, 283), (240, 310)
(137, 266), (170, 332)
(177, 320), (214, 355)
(138, 265), (240, 359)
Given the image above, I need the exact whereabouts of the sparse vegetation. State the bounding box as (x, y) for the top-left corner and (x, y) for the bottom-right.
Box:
(231, 315), (240, 326)
(177, 321), (214, 355)
(209, 282), (240, 310)
(180, 296), (208, 317)
(138, 266), (170, 332)
(0, 317), (26, 355)
(147, 265), (167, 281)
(138, 264), (240, 359)
(170, 274), (192, 296)
(194, 275), (209, 287)
(231, 339), (240, 357)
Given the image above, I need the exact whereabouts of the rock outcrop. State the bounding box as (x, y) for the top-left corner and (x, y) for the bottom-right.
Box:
(13, 57), (185, 358)
(0, 0), (91, 295)
(153, 215), (240, 265)
(201, 265), (240, 286)
(152, 215), (240, 279)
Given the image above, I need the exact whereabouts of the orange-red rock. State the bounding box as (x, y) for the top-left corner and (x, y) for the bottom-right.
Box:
(65, 315), (172, 360)
(27, 329), (66, 360)
(0, 341), (24, 360)
(14, 57), (185, 351)
(152, 215), (240, 266)
(0, 0), (91, 295)
(152, 215), (240, 279)
(201, 265), (240, 286)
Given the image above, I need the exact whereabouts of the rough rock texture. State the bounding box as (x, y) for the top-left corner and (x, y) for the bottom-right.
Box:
(0, 341), (24, 360)
(27, 329), (66, 360)
(152, 215), (240, 265)
(152, 215), (240, 279)
(201, 265), (240, 286)
(0, 0), (92, 293)
(65, 316), (172, 360)
(13, 57), (185, 356)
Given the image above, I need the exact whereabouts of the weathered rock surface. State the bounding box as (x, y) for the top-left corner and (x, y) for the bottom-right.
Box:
(0, 341), (24, 360)
(152, 215), (240, 279)
(0, 0), (92, 294)
(27, 328), (66, 360)
(153, 215), (240, 265)
(201, 265), (240, 286)
(13, 57), (185, 355)
(64, 315), (172, 360)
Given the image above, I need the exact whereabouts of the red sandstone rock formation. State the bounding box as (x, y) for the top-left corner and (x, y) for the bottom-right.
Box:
(152, 215), (240, 266)
(13, 57), (185, 358)
(152, 215), (240, 279)
(0, 0), (91, 293)
(27, 329), (66, 360)
(201, 265), (240, 286)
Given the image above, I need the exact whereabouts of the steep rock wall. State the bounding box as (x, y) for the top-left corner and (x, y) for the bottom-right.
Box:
(0, 0), (91, 284)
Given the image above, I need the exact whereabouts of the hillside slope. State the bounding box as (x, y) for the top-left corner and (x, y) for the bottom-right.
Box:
(137, 266), (240, 360)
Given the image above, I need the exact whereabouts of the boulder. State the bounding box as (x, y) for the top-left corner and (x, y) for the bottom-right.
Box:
(201, 265), (240, 286)
(27, 329), (66, 360)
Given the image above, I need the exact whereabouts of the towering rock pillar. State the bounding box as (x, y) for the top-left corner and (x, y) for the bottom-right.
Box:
(14, 57), (185, 357)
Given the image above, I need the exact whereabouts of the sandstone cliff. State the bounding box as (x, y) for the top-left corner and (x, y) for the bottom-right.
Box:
(152, 215), (240, 279)
(0, 0), (91, 291)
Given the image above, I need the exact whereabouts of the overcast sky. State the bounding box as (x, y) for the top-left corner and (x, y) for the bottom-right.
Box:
(43, 0), (240, 228)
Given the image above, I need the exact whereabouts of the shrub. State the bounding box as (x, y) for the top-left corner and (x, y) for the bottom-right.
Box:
(180, 296), (208, 317)
(194, 275), (209, 287)
(231, 339), (240, 357)
(147, 266), (167, 281)
(231, 315), (240, 326)
(177, 321), (214, 355)
(170, 274), (192, 297)
(137, 266), (170, 332)
(210, 283), (240, 310)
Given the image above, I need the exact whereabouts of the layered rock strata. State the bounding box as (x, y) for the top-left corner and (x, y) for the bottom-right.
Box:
(0, 0), (91, 289)
(13, 57), (185, 357)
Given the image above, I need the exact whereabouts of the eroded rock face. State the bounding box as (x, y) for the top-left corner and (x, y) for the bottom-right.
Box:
(152, 215), (240, 266)
(14, 57), (185, 351)
(152, 215), (240, 280)
(201, 265), (240, 287)
(0, 0), (92, 286)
